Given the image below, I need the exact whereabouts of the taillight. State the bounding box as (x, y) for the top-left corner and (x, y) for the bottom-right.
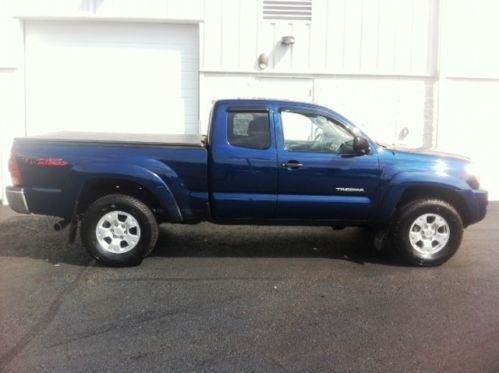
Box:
(35, 158), (68, 167)
(8, 153), (23, 187)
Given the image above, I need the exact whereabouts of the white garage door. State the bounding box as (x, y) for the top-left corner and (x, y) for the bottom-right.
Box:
(25, 21), (199, 135)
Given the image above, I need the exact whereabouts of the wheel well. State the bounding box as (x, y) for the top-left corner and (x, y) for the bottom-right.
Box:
(396, 186), (471, 227)
(77, 180), (162, 216)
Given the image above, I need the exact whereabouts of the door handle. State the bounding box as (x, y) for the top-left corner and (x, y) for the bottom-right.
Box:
(281, 161), (304, 169)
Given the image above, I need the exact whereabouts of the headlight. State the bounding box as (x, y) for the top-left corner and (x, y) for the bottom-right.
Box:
(466, 162), (481, 189)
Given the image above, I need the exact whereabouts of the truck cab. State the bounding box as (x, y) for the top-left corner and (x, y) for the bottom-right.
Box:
(209, 100), (380, 223)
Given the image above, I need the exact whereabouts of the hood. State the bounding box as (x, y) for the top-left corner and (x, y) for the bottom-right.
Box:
(383, 146), (470, 162)
(377, 145), (473, 186)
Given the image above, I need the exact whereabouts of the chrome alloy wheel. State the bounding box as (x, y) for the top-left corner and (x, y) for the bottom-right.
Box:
(409, 213), (450, 256)
(96, 211), (141, 254)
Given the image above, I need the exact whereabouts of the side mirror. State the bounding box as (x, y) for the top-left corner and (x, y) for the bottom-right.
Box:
(353, 136), (371, 155)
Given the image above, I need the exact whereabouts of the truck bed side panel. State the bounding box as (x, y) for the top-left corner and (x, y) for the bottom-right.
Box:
(13, 140), (209, 220)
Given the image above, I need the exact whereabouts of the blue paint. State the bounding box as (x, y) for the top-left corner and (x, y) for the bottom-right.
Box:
(9, 99), (487, 227)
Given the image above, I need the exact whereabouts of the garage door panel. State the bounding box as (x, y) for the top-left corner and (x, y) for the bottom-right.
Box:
(25, 21), (199, 135)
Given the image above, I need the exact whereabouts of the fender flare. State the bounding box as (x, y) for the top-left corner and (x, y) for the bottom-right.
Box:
(64, 161), (184, 221)
(375, 171), (470, 224)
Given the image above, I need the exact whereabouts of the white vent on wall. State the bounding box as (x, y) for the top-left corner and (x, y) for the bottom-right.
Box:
(263, 0), (312, 21)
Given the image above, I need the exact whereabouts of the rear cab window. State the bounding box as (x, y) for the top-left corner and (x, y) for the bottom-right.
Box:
(227, 112), (271, 149)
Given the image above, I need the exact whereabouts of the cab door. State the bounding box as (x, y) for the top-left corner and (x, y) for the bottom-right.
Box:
(275, 109), (381, 222)
(210, 105), (278, 221)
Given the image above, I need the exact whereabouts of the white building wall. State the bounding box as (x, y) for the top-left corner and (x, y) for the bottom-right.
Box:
(436, 0), (499, 198)
(1, 0), (499, 200)
(0, 18), (25, 203)
(201, 0), (434, 74)
(314, 77), (434, 148)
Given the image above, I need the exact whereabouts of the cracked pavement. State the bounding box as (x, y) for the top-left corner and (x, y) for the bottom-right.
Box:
(0, 204), (498, 372)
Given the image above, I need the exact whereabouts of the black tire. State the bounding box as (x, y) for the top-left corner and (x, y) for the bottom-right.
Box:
(390, 199), (463, 266)
(80, 194), (159, 267)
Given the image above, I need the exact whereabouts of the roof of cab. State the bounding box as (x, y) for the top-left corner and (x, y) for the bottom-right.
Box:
(215, 98), (321, 108)
(214, 99), (353, 126)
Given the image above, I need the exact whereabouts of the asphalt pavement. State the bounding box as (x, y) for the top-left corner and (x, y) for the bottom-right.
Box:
(0, 203), (498, 372)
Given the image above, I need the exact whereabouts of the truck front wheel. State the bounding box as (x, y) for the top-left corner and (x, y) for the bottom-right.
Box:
(80, 194), (159, 266)
(391, 199), (463, 266)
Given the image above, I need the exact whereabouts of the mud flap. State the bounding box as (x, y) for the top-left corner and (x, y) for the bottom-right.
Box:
(373, 227), (390, 251)
(68, 216), (78, 244)
(67, 201), (79, 244)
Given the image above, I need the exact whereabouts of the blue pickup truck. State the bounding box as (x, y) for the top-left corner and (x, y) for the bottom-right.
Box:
(6, 99), (487, 266)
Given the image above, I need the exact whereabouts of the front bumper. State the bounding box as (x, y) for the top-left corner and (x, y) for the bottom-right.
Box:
(470, 189), (488, 224)
(5, 186), (30, 214)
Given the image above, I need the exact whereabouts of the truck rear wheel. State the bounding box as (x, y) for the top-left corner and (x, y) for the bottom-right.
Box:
(391, 199), (463, 266)
(81, 194), (159, 267)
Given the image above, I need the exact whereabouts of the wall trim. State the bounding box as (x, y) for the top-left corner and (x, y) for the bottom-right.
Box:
(15, 15), (203, 24)
(200, 70), (436, 80)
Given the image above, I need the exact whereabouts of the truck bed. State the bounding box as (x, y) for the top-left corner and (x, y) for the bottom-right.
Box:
(11, 131), (209, 220)
(16, 131), (205, 148)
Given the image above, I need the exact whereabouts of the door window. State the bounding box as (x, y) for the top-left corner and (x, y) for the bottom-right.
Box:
(281, 111), (355, 154)
(228, 112), (271, 149)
